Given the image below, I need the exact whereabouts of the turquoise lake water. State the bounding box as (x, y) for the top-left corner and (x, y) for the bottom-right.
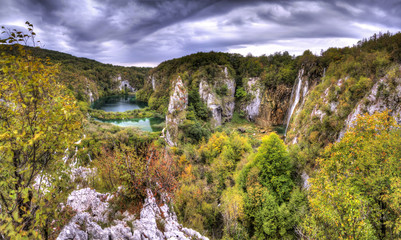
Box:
(92, 96), (164, 132)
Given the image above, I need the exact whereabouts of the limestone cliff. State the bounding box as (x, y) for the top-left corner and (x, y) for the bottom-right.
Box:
(57, 188), (208, 240)
(257, 84), (292, 127)
(241, 77), (262, 121)
(338, 66), (401, 140)
(285, 65), (401, 147)
(165, 76), (188, 146)
(240, 77), (293, 127)
(199, 66), (236, 127)
(115, 74), (136, 92)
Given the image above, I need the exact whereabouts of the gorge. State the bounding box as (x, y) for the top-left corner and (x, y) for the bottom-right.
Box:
(2, 31), (401, 240)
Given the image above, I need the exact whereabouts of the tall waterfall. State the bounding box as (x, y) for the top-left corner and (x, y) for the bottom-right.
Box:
(285, 69), (304, 136)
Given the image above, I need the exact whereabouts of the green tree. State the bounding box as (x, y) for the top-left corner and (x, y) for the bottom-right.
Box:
(0, 25), (82, 238)
(254, 133), (294, 203)
(238, 133), (302, 239)
(304, 111), (401, 239)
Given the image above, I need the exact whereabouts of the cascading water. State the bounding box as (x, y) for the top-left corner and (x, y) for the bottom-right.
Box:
(285, 69), (304, 136)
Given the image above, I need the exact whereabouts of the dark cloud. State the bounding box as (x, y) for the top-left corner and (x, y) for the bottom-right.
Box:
(1, 0), (400, 66)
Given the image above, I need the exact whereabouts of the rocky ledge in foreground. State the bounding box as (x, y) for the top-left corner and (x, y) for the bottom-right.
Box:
(57, 188), (208, 240)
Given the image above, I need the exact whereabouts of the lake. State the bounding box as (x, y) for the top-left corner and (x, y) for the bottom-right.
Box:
(92, 96), (164, 132)
(91, 95), (148, 112)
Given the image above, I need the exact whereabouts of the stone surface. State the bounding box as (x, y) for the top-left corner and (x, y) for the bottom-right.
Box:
(58, 188), (209, 240)
(243, 77), (261, 121)
(199, 66), (236, 127)
(338, 73), (401, 141)
(115, 75), (136, 92)
(165, 76), (188, 146)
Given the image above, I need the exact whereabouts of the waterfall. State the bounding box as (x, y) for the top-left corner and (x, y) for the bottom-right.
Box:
(285, 69), (304, 136)
(323, 68), (326, 77)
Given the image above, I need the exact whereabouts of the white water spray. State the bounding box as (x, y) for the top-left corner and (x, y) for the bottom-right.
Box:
(285, 69), (304, 136)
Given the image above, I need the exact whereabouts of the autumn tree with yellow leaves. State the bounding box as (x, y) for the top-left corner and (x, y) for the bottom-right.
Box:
(0, 23), (82, 238)
(304, 111), (401, 239)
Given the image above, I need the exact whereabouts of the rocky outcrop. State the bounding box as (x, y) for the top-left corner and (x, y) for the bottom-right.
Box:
(242, 77), (262, 121)
(338, 69), (401, 141)
(165, 76), (188, 146)
(57, 188), (208, 240)
(152, 75), (156, 91)
(146, 74), (158, 91)
(256, 84), (292, 127)
(115, 75), (136, 92)
(199, 66), (235, 127)
(240, 77), (292, 127)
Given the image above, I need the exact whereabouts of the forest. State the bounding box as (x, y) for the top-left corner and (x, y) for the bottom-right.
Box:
(1, 23), (401, 240)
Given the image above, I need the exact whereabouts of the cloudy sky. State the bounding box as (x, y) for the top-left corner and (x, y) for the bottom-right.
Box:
(1, 0), (400, 67)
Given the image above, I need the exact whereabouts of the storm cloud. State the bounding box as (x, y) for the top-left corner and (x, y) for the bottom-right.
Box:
(1, 0), (400, 66)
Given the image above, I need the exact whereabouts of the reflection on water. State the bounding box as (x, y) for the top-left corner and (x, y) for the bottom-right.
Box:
(91, 96), (147, 112)
(97, 117), (164, 132)
(91, 96), (164, 132)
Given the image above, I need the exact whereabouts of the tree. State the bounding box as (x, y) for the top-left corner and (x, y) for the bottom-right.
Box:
(0, 24), (82, 238)
(254, 133), (294, 203)
(239, 133), (302, 239)
(304, 111), (401, 239)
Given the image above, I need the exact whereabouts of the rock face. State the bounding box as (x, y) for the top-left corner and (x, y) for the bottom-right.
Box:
(285, 65), (401, 146)
(337, 69), (401, 141)
(165, 76), (188, 146)
(242, 77), (261, 121)
(199, 66), (236, 127)
(57, 188), (208, 240)
(240, 77), (292, 127)
(256, 84), (292, 127)
(115, 75), (136, 92)
(152, 75), (157, 91)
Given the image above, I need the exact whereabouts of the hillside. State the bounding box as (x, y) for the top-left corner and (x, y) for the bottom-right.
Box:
(0, 45), (151, 103)
(2, 30), (401, 239)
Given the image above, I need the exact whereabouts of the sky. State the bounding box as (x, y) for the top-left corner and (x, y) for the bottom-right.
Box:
(1, 0), (400, 67)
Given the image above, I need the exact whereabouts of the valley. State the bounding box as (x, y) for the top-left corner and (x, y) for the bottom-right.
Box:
(1, 28), (401, 239)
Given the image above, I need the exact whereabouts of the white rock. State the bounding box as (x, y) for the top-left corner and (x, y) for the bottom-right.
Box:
(198, 67), (235, 127)
(58, 188), (208, 240)
(165, 76), (188, 146)
(338, 73), (401, 141)
(243, 77), (261, 121)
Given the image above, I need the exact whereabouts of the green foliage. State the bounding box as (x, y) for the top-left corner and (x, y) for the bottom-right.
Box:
(216, 84), (229, 96)
(188, 89), (210, 121)
(246, 133), (294, 203)
(148, 91), (169, 113)
(304, 111), (401, 239)
(180, 120), (210, 144)
(234, 86), (248, 101)
(236, 133), (308, 239)
(135, 87), (153, 102)
(230, 112), (248, 124)
(0, 25), (82, 238)
(0, 42), (150, 104)
(221, 187), (248, 239)
(174, 132), (253, 237)
(260, 51), (297, 87)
